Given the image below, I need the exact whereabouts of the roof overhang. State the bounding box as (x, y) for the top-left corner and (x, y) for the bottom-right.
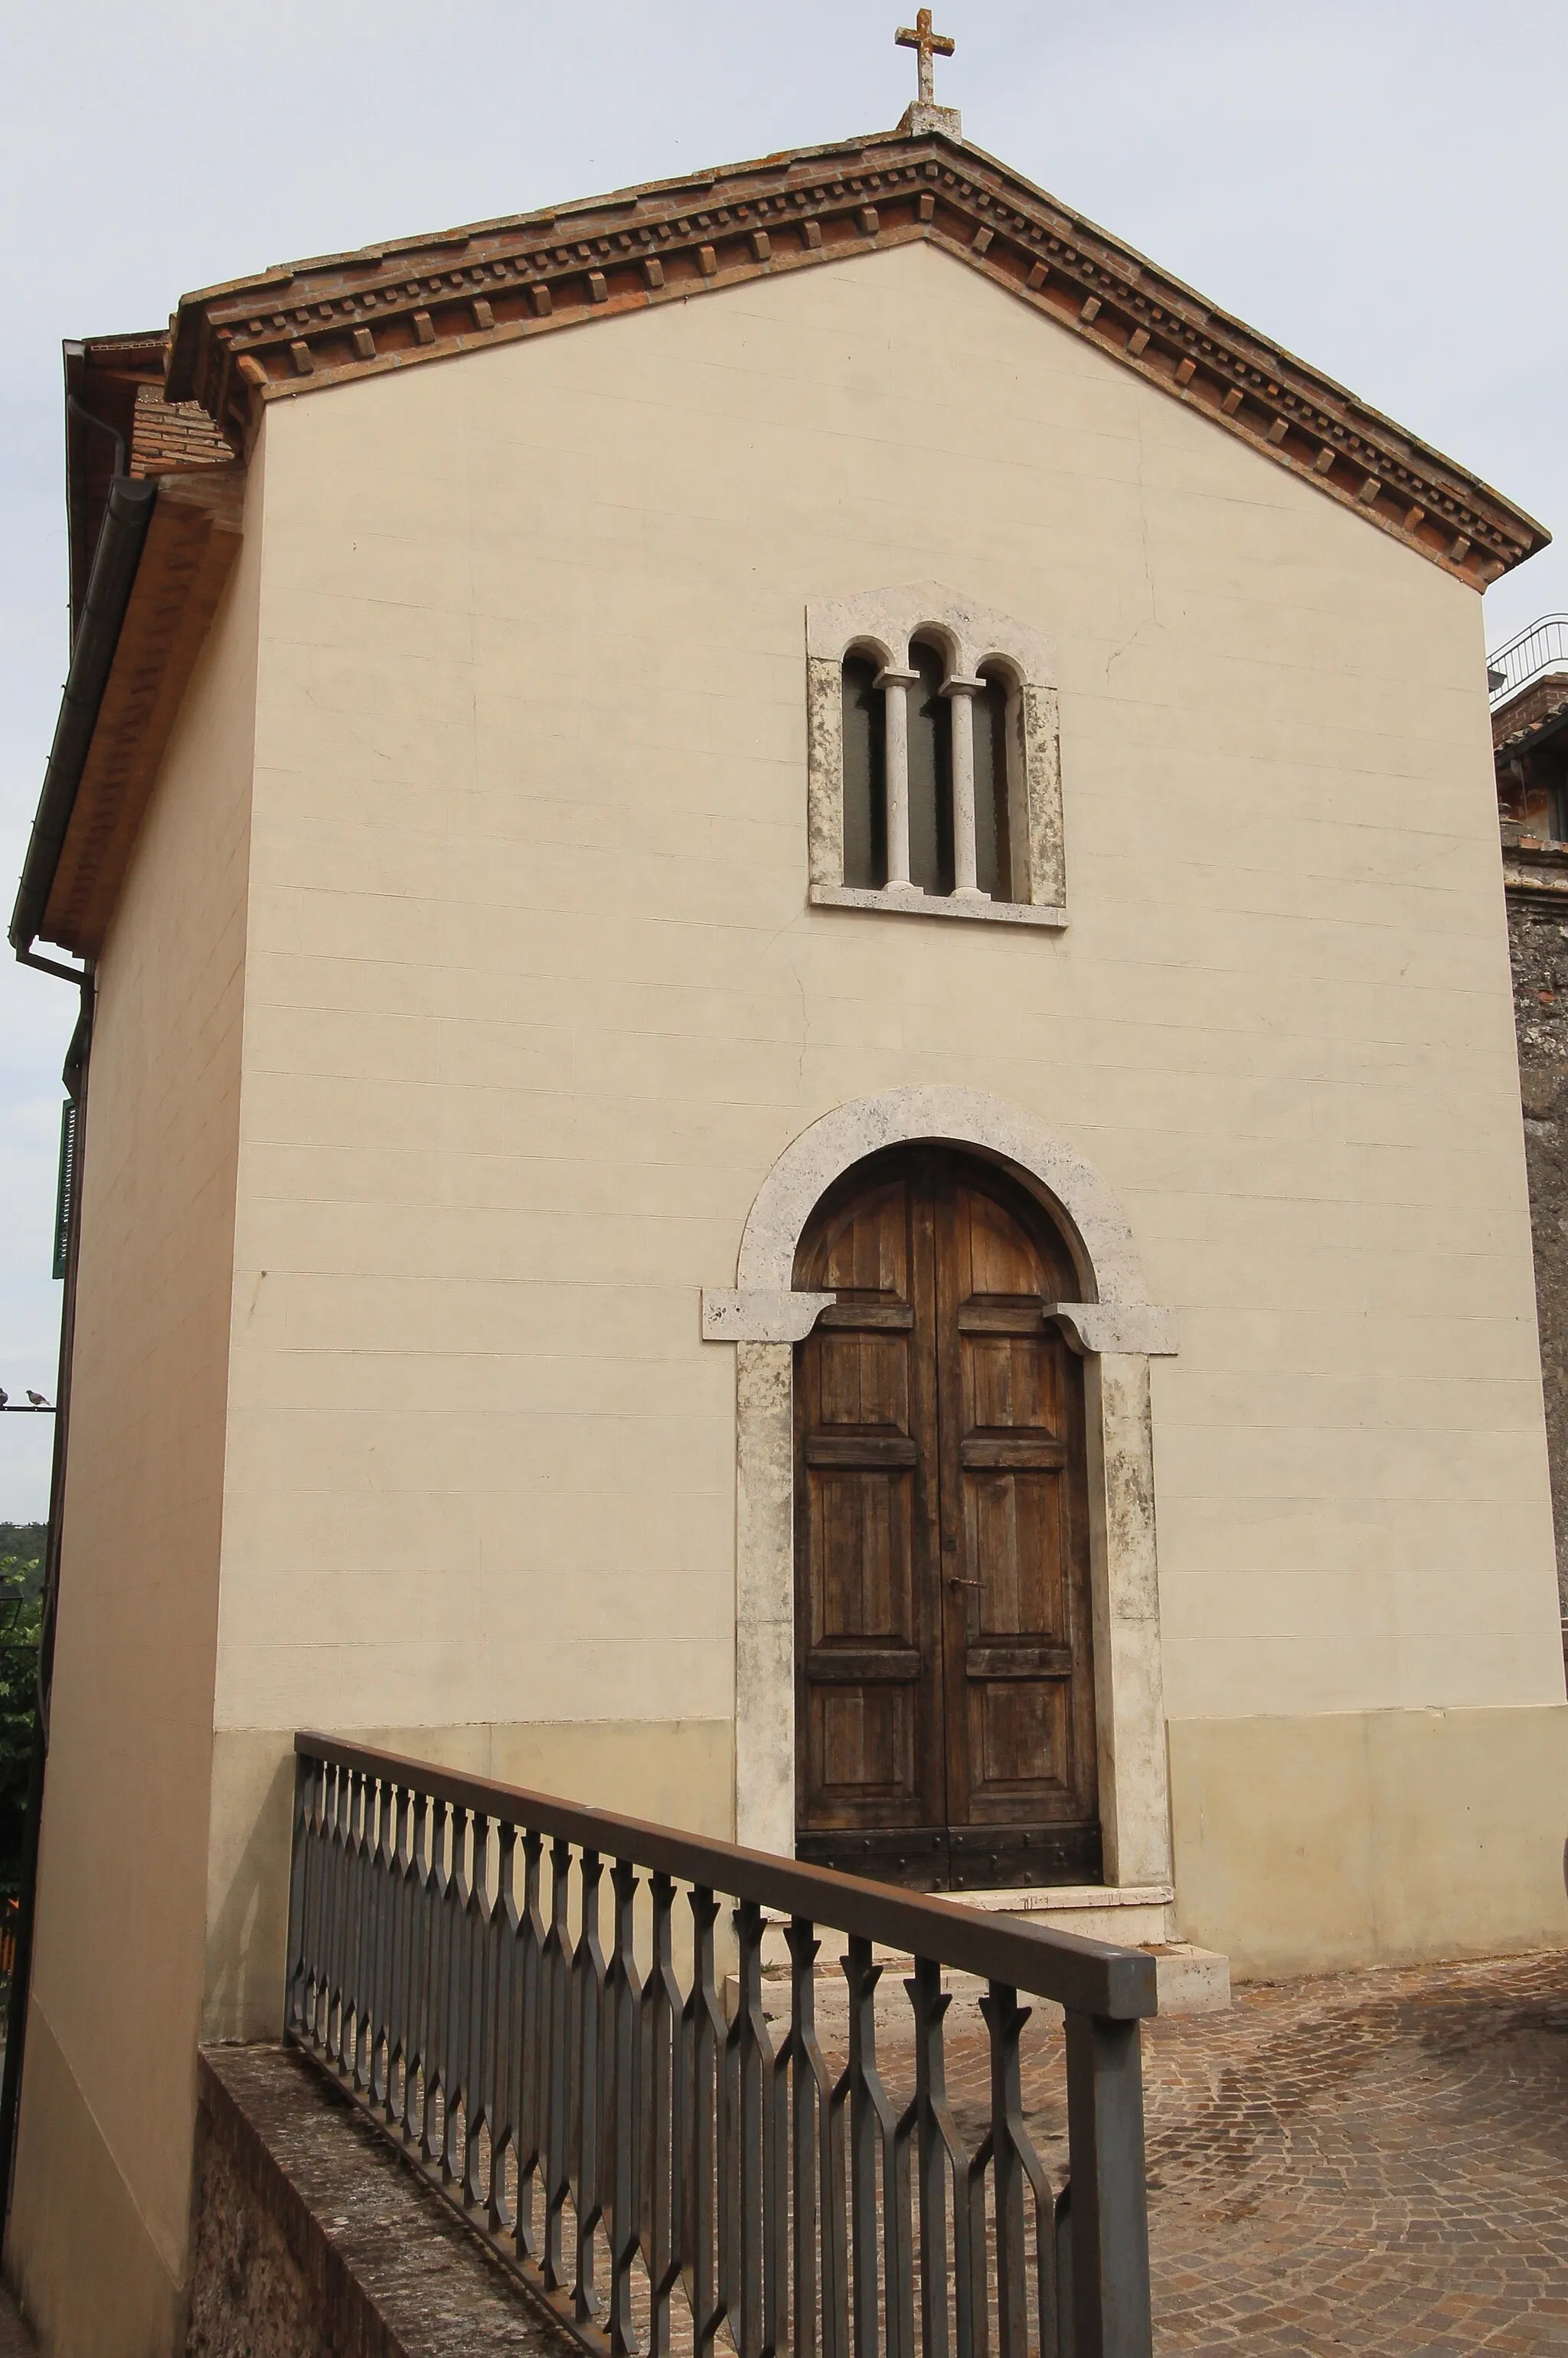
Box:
(13, 465), (244, 962)
(167, 123), (1547, 591)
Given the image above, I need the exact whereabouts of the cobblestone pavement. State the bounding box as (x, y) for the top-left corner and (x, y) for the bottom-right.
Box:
(1138, 1949), (1568, 2355)
(807, 1946), (1568, 2355)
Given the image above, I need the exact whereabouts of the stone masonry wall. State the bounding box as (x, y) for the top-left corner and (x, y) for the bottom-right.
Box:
(1508, 893), (1568, 1620)
(187, 2046), (568, 2358)
(185, 2111), (332, 2358)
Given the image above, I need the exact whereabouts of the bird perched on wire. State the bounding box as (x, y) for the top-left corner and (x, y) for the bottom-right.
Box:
(0, 1390), (7, 1407)
(26, 1391), (48, 1409)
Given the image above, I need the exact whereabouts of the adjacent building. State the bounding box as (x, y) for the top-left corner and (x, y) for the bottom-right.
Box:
(1493, 621), (1568, 1628)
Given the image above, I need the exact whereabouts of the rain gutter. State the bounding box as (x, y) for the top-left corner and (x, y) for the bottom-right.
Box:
(9, 475), (158, 975)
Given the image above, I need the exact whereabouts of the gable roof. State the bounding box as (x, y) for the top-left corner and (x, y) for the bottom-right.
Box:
(166, 120), (1546, 592)
(14, 116), (1553, 972)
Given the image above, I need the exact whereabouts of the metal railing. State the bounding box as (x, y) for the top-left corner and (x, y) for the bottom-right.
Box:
(1488, 614), (1568, 706)
(286, 1734), (1155, 2358)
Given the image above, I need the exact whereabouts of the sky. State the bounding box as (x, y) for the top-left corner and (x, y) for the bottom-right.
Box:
(2, 0), (1565, 1519)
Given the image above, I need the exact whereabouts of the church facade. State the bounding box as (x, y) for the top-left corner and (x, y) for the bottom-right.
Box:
(9, 93), (1567, 2355)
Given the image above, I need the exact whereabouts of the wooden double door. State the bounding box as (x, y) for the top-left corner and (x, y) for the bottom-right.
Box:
(793, 1146), (1100, 1891)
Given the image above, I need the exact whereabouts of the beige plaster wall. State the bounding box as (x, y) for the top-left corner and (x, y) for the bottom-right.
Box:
(204, 1717), (731, 2041)
(1170, 1703), (1568, 1975)
(206, 237), (1559, 1974)
(8, 460), (263, 2356)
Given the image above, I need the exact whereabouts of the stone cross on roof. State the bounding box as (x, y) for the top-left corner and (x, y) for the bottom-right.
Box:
(896, 9), (955, 105)
(895, 10), (960, 139)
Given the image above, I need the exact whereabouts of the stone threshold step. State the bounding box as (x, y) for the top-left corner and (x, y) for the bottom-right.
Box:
(760, 1881), (1173, 1952)
(956, 1882), (1175, 1912)
(953, 1888), (1229, 2013)
(753, 1881), (1230, 2017)
(958, 1883), (1174, 1943)
(961, 1892), (1229, 2017)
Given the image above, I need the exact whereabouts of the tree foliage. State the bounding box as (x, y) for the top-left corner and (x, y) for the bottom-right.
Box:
(0, 1528), (44, 1901)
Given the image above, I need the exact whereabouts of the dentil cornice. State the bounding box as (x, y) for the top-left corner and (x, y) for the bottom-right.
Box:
(165, 127), (1546, 590)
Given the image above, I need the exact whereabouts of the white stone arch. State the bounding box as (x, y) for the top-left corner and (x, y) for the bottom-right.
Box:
(805, 584), (1057, 684)
(712, 1086), (1171, 1347)
(701, 1087), (1177, 1899)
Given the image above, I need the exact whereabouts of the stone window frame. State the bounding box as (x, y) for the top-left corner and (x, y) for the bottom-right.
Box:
(701, 1084), (1178, 1893)
(805, 583), (1067, 929)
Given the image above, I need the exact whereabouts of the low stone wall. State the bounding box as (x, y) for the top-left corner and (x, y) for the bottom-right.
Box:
(187, 2046), (570, 2357)
(185, 2072), (331, 2358)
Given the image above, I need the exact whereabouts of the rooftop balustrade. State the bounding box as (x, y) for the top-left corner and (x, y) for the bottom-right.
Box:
(1489, 614), (1568, 705)
(286, 1733), (1155, 2358)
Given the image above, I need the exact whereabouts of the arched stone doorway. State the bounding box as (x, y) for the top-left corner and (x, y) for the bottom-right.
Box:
(792, 1144), (1099, 1889)
(702, 1084), (1176, 1896)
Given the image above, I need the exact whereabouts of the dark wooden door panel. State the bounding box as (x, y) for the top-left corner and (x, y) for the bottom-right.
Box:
(936, 1161), (1097, 1866)
(795, 1165), (944, 1844)
(813, 1174), (910, 1298)
(976, 1679), (1073, 1795)
(795, 1147), (1099, 1889)
(814, 1326), (910, 1433)
(965, 1328), (1067, 1431)
(965, 1470), (1070, 1639)
(812, 1684), (917, 1804)
(805, 1469), (915, 1644)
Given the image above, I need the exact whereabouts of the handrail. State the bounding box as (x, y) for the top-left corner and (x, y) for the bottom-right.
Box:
(286, 1732), (1155, 2358)
(296, 1733), (1155, 2020)
(1488, 613), (1568, 706)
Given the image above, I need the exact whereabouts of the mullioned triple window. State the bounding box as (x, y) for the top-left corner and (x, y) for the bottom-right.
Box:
(805, 585), (1067, 928)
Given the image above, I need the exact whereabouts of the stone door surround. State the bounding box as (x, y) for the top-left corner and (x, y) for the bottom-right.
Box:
(701, 1085), (1177, 1891)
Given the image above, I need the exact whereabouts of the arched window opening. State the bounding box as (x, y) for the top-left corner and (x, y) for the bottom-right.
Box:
(806, 583), (1066, 930)
(972, 666), (1014, 903)
(907, 638), (955, 896)
(840, 654), (887, 889)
